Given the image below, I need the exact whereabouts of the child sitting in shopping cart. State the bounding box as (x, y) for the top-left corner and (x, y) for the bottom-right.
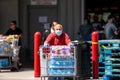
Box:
(43, 24), (74, 80)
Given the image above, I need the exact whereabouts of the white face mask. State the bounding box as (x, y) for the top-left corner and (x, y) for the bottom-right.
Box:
(51, 28), (54, 33)
(55, 30), (62, 36)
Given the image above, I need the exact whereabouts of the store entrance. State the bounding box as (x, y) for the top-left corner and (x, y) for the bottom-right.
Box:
(28, 6), (58, 64)
(85, 0), (120, 40)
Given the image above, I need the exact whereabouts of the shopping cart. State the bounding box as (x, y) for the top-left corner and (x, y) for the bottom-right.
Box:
(0, 36), (20, 71)
(40, 45), (76, 80)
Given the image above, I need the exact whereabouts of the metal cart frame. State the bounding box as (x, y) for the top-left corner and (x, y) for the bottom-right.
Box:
(40, 46), (77, 80)
(0, 38), (20, 72)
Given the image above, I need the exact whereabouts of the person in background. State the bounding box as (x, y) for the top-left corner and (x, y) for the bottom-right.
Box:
(104, 15), (118, 39)
(5, 20), (23, 68)
(42, 21), (58, 44)
(79, 18), (93, 41)
(5, 20), (23, 41)
(43, 24), (74, 80)
(116, 27), (120, 39)
(50, 21), (58, 33)
(94, 19), (106, 40)
(76, 32), (82, 41)
(92, 16), (100, 30)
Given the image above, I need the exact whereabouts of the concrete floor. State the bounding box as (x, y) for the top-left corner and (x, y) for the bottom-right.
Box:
(0, 68), (103, 80)
(0, 68), (41, 80)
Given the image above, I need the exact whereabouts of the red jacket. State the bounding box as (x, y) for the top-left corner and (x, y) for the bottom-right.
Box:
(45, 32), (71, 46)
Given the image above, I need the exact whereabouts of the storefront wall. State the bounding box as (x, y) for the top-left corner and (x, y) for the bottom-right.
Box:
(0, 0), (84, 64)
(0, 0), (19, 34)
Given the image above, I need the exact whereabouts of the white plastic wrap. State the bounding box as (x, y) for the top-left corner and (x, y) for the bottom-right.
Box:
(0, 41), (13, 56)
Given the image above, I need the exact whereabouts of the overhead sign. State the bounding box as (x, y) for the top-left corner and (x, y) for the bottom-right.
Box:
(31, 0), (57, 5)
(38, 16), (47, 23)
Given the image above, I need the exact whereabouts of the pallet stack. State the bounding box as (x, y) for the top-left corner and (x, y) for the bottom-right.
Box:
(89, 40), (120, 78)
(47, 46), (75, 76)
(99, 40), (120, 80)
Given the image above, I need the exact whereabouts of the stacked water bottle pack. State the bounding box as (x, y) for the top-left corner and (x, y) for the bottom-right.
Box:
(47, 46), (75, 76)
(0, 58), (9, 67)
(0, 41), (13, 56)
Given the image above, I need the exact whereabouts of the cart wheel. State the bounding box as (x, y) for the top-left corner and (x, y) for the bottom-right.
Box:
(17, 62), (22, 70)
(10, 67), (18, 72)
